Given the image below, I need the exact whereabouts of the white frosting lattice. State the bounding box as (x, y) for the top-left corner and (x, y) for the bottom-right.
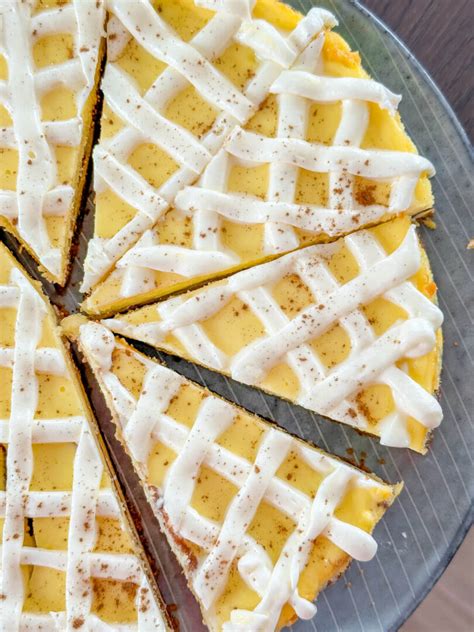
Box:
(110, 29), (434, 301)
(107, 224), (443, 448)
(79, 322), (389, 631)
(0, 260), (166, 631)
(0, 1), (104, 280)
(82, 0), (335, 291)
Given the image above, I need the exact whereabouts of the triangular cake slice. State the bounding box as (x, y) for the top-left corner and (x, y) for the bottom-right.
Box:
(81, 0), (334, 292)
(0, 244), (169, 629)
(82, 1), (434, 317)
(104, 216), (443, 453)
(73, 320), (401, 631)
(0, 0), (105, 285)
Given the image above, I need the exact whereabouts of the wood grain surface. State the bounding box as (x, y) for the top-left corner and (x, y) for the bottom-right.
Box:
(362, 0), (473, 142)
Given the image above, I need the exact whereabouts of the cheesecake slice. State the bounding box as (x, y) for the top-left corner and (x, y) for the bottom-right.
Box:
(73, 320), (401, 631)
(104, 216), (443, 453)
(0, 0), (105, 285)
(81, 0), (334, 293)
(81, 0), (434, 317)
(0, 243), (169, 629)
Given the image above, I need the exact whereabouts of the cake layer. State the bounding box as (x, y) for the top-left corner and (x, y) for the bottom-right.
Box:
(81, 0), (333, 293)
(74, 320), (401, 631)
(0, 243), (169, 630)
(104, 216), (443, 453)
(0, 0), (105, 284)
(81, 1), (434, 317)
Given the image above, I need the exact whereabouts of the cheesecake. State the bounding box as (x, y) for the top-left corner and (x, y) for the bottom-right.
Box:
(81, 0), (335, 294)
(73, 320), (401, 631)
(0, 0), (105, 285)
(0, 243), (169, 629)
(80, 0), (434, 317)
(104, 216), (443, 453)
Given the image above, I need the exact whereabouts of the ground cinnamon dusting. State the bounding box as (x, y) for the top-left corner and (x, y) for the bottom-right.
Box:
(354, 184), (377, 206)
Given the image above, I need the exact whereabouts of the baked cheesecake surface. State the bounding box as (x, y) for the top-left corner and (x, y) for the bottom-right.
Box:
(80, 0), (434, 317)
(105, 216), (443, 453)
(0, 0), (105, 284)
(76, 321), (401, 631)
(0, 244), (168, 630)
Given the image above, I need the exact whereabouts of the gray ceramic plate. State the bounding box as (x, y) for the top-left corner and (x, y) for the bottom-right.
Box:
(4, 1), (473, 630)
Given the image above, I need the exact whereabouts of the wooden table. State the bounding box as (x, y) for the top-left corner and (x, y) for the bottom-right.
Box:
(362, 0), (473, 142)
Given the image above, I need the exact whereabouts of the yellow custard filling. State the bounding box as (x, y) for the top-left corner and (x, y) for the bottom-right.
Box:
(86, 336), (400, 630)
(84, 0), (433, 316)
(106, 216), (442, 453)
(0, 245), (161, 624)
(0, 0), (103, 285)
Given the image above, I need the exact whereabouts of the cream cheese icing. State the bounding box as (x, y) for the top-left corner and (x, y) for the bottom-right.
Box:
(0, 0), (104, 281)
(0, 251), (167, 631)
(106, 223), (443, 449)
(81, 0), (335, 291)
(79, 321), (393, 631)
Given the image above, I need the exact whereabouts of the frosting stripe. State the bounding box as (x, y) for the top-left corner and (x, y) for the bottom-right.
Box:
(118, 242), (238, 277)
(0, 187), (75, 220)
(0, 489), (119, 519)
(226, 127), (435, 177)
(1, 270), (44, 630)
(0, 418), (84, 443)
(271, 71), (401, 114)
(10, 547), (142, 582)
(1, 4), (59, 276)
(124, 365), (184, 465)
(0, 121), (81, 148)
(263, 36), (325, 253)
(66, 427), (104, 627)
(175, 186), (391, 235)
(0, 346), (66, 374)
